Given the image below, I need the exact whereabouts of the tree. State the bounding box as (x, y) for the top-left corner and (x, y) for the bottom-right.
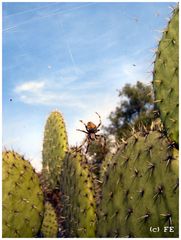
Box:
(105, 81), (154, 140)
(87, 81), (154, 177)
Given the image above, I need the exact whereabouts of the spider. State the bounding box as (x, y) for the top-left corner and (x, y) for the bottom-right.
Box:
(76, 112), (106, 154)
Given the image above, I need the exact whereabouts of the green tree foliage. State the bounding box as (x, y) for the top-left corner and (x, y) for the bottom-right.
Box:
(105, 81), (154, 140)
(87, 81), (154, 176)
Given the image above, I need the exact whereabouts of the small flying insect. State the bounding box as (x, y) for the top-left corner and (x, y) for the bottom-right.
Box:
(76, 112), (106, 154)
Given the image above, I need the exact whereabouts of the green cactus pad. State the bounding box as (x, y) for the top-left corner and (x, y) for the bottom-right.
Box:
(153, 6), (179, 144)
(2, 151), (44, 238)
(100, 152), (114, 181)
(61, 151), (96, 237)
(42, 111), (68, 190)
(41, 202), (58, 238)
(97, 131), (178, 237)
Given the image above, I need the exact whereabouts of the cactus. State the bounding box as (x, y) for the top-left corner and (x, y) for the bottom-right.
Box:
(2, 151), (44, 238)
(42, 111), (68, 190)
(61, 151), (96, 237)
(100, 152), (114, 181)
(97, 131), (178, 237)
(153, 6), (179, 144)
(38, 181), (65, 237)
(41, 202), (58, 238)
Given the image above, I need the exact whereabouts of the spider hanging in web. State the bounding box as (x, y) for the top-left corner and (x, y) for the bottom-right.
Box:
(76, 112), (106, 154)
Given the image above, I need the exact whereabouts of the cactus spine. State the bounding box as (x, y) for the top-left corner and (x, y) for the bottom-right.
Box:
(2, 151), (44, 237)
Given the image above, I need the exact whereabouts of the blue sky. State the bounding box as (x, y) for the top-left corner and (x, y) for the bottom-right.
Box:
(2, 2), (176, 171)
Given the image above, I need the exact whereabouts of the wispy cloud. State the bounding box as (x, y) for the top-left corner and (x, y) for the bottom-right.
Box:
(13, 54), (151, 109)
(3, 3), (96, 32)
(19, 92), (87, 109)
(13, 79), (88, 109)
(14, 81), (45, 92)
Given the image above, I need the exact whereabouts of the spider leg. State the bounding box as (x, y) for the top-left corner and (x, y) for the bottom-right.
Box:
(79, 120), (88, 130)
(76, 129), (88, 134)
(76, 138), (88, 152)
(95, 112), (102, 129)
(85, 139), (91, 154)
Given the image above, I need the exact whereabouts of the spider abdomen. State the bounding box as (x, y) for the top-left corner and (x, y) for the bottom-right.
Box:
(87, 122), (97, 130)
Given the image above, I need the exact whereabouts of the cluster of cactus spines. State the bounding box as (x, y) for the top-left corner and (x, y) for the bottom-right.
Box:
(60, 151), (97, 237)
(97, 131), (178, 237)
(41, 202), (58, 237)
(2, 151), (44, 238)
(42, 111), (68, 190)
(153, 6), (179, 145)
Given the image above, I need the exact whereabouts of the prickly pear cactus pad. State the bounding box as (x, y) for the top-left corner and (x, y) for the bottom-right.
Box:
(97, 131), (178, 237)
(100, 152), (114, 181)
(61, 151), (96, 237)
(42, 111), (68, 190)
(153, 6), (179, 144)
(2, 151), (44, 238)
(41, 202), (58, 238)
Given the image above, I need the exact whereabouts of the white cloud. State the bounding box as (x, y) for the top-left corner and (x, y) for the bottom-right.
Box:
(18, 91), (87, 109)
(13, 56), (151, 110)
(15, 81), (45, 93)
(13, 65), (88, 108)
